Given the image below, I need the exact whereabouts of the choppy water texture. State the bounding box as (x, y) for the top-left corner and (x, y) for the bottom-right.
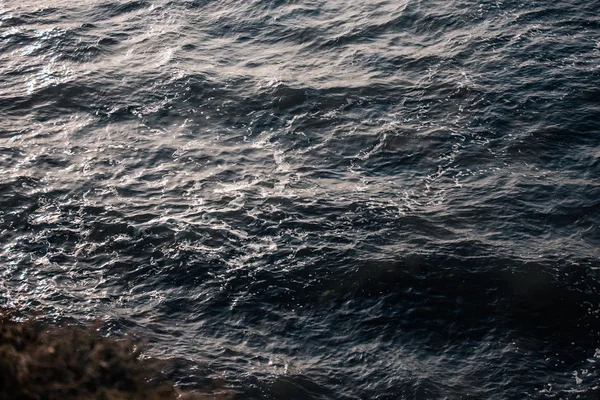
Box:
(1, 0), (600, 398)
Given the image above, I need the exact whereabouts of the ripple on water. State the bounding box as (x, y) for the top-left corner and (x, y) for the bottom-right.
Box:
(1, 0), (600, 398)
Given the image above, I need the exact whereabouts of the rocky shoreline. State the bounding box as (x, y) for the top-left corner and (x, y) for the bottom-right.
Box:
(0, 311), (229, 400)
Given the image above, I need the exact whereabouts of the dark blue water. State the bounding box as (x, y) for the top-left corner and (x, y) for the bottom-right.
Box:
(1, 0), (599, 398)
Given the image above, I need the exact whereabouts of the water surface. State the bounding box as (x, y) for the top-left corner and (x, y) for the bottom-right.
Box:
(1, 0), (599, 398)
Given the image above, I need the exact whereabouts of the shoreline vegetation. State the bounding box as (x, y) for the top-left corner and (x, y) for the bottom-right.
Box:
(0, 310), (231, 400)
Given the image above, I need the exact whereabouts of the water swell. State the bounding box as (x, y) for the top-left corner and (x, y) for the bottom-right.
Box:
(2, 0), (600, 398)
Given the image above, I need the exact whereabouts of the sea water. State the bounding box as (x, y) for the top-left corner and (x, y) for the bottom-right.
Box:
(1, 0), (599, 398)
